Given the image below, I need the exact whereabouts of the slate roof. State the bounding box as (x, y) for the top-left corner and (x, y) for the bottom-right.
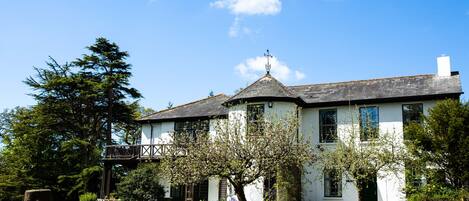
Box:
(224, 73), (303, 105)
(138, 94), (229, 122)
(139, 73), (462, 121)
(288, 73), (463, 105)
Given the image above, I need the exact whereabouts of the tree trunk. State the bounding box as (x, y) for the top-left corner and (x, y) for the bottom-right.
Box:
(106, 67), (114, 146)
(277, 165), (301, 201)
(107, 88), (113, 145)
(358, 187), (363, 201)
(234, 185), (248, 201)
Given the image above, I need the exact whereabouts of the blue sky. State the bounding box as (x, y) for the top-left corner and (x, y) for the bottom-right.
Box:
(0, 0), (468, 112)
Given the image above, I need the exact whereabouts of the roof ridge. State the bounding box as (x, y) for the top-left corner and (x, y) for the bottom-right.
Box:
(140, 93), (228, 120)
(275, 76), (298, 97)
(288, 74), (435, 88)
(226, 74), (269, 101)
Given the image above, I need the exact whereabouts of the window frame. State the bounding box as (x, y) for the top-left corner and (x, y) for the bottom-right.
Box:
(402, 103), (424, 140)
(324, 169), (342, 198)
(174, 119), (210, 141)
(246, 103), (265, 135)
(319, 108), (338, 143)
(402, 103), (423, 126)
(359, 106), (379, 141)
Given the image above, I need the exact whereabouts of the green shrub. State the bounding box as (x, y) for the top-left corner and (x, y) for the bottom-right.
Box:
(79, 192), (97, 201)
(117, 163), (165, 201)
(408, 185), (469, 201)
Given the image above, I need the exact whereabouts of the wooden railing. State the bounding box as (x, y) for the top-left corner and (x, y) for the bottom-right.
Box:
(104, 144), (184, 160)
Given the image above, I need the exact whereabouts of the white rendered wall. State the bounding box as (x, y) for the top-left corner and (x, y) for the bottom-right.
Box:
(227, 101), (298, 201)
(140, 121), (174, 144)
(301, 100), (436, 201)
(141, 120), (223, 200)
(140, 100), (437, 201)
(208, 177), (220, 201)
(159, 178), (171, 198)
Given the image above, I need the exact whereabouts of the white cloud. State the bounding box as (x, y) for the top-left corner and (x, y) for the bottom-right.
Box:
(295, 70), (306, 80)
(228, 17), (256, 38)
(235, 56), (305, 82)
(229, 17), (241, 37)
(211, 0), (281, 37)
(210, 0), (281, 15)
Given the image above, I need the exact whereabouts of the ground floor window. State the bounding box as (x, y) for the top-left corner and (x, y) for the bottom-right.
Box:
(324, 169), (342, 197)
(170, 180), (208, 201)
(358, 174), (378, 201)
(263, 176), (276, 201)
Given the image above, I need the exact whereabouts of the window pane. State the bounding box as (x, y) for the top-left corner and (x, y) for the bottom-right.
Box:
(402, 103), (423, 126)
(359, 107), (379, 141)
(319, 109), (337, 143)
(174, 119), (209, 141)
(247, 104), (265, 134)
(324, 169), (342, 197)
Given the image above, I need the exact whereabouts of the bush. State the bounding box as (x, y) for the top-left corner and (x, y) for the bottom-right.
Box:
(408, 185), (469, 201)
(79, 192), (97, 201)
(117, 163), (165, 201)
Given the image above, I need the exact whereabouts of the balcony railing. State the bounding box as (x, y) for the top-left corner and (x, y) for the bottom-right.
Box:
(104, 144), (185, 160)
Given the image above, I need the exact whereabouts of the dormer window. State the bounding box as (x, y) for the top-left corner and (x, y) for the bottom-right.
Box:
(247, 104), (265, 135)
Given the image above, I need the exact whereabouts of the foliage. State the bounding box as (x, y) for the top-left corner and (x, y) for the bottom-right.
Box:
(316, 109), (408, 201)
(161, 114), (314, 201)
(73, 37), (142, 145)
(405, 99), (469, 199)
(405, 99), (469, 189)
(79, 192), (97, 201)
(407, 184), (469, 201)
(116, 163), (165, 201)
(0, 38), (141, 201)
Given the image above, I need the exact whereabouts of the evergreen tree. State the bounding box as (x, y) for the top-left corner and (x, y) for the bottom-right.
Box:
(74, 37), (142, 146)
(0, 38), (141, 201)
(406, 99), (469, 191)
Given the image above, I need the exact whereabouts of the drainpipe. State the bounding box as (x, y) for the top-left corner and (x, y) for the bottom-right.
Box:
(296, 105), (300, 142)
(150, 122), (154, 145)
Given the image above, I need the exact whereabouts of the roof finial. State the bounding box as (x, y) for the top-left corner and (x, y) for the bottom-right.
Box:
(264, 49), (273, 75)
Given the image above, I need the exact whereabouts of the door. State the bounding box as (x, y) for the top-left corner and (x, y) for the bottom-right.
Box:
(359, 176), (377, 201)
(185, 184), (194, 201)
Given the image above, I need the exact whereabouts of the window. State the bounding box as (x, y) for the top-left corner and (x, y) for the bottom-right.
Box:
(174, 119), (209, 141)
(405, 161), (424, 191)
(319, 109), (338, 143)
(402, 103), (423, 126)
(247, 104), (265, 135)
(359, 106), (379, 141)
(324, 169), (342, 197)
(402, 103), (423, 140)
(263, 176), (276, 201)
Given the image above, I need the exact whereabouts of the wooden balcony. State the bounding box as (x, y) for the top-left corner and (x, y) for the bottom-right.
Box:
(104, 144), (185, 161)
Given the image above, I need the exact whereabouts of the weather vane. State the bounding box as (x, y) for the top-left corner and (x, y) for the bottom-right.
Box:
(264, 49), (273, 75)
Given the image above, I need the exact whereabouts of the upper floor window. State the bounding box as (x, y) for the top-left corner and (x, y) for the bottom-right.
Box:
(402, 103), (423, 140)
(402, 103), (423, 126)
(174, 119), (209, 141)
(359, 106), (379, 141)
(324, 169), (342, 197)
(319, 109), (337, 143)
(247, 104), (265, 135)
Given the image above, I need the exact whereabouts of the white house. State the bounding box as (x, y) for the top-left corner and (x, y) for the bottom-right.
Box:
(103, 55), (462, 201)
